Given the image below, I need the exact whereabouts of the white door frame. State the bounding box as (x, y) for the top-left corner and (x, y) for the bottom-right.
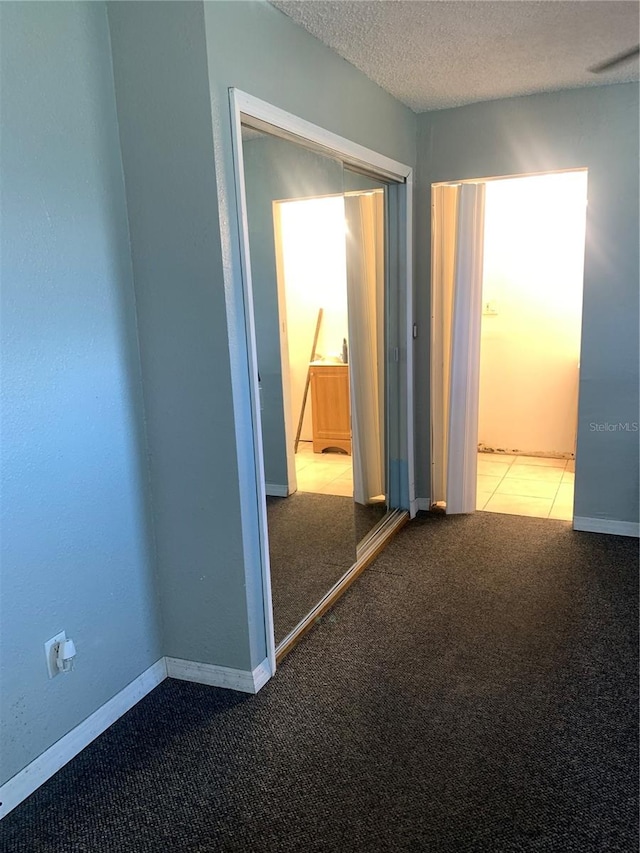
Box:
(430, 168), (588, 519)
(229, 89), (416, 669)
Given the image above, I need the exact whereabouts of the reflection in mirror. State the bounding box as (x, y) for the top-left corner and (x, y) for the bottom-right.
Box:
(344, 170), (389, 549)
(240, 122), (391, 645)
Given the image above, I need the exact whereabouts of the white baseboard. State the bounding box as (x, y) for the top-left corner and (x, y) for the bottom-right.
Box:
(166, 656), (272, 694)
(0, 653), (274, 820)
(251, 659), (272, 692)
(265, 483), (288, 497)
(0, 657), (167, 820)
(573, 516), (639, 538)
(416, 498), (431, 512)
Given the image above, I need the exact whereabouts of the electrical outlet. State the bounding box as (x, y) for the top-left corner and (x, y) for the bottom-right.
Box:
(44, 631), (66, 679)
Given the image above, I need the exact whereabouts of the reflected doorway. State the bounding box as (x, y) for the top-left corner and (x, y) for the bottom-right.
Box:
(274, 193), (354, 498)
(275, 190), (387, 506)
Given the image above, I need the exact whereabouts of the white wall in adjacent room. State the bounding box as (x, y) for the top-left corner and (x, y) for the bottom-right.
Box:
(478, 170), (588, 455)
(278, 196), (348, 441)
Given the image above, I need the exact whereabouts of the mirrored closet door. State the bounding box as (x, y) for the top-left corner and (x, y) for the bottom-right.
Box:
(240, 122), (396, 647)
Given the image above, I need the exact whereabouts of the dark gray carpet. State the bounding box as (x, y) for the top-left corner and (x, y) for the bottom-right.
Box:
(2, 512), (637, 852)
(353, 499), (388, 548)
(267, 492), (356, 642)
(267, 492), (386, 642)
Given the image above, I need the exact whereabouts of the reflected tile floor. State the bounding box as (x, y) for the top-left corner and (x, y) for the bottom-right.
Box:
(295, 441), (353, 497)
(477, 452), (574, 520)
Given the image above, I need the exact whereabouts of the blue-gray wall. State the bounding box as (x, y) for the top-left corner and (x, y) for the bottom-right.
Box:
(106, 2), (260, 670)
(0, 2), (161, 785)
(416, 83), (639, 525)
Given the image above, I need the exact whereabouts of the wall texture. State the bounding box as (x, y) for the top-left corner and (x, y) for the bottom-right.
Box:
(0, 2), (161, 785)
(417, 84), (639, 525)
(107, 2), (259, 669)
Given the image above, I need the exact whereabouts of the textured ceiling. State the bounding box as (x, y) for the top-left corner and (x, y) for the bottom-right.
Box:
(269, 1), (640, 112)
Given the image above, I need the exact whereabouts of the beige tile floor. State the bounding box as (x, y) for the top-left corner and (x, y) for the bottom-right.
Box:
(294, 441), (353, 497)
(477, 452), (575, 520)
(294, 445), (574, 518)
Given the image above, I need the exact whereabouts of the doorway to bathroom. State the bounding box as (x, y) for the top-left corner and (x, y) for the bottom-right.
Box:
(431, 169), (588, 522)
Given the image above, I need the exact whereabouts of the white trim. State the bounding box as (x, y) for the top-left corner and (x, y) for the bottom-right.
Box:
(444, 183), (485, 515)
(251, 659), (273, 693)
(0, 658), (167, 820)
(0, 653), (274, 820)
(232, 90), (411, 182)
(433, 166), (589, 189)
(573, 517), (639, 538)
(165, 657), (270, 694)
(416, 497), (431, 512)
(404, 172), (417, 517)
(229, 89), (278, 677)
(265, 483), (289, 498)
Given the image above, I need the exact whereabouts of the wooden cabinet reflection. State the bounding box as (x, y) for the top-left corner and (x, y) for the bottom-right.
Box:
(309, 362), (351, 455)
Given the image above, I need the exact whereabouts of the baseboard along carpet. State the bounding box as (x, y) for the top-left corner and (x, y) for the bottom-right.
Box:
(2, 511), (637, 852)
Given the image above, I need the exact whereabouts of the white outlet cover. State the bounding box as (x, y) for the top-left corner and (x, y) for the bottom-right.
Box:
(44, 631), (66, 679)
